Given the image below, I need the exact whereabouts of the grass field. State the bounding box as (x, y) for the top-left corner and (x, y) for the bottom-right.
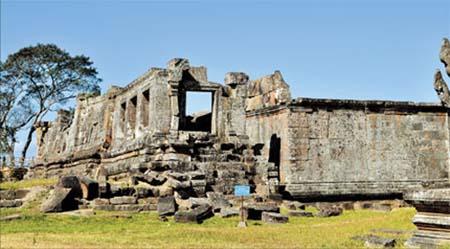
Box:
(1, 205), (419, 248)
(0, 178), (57, 190)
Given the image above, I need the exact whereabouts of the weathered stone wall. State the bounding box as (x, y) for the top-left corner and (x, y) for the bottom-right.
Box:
(246, 107), (289, 181)
(284, 98), (449, 198)
(31, 56), (450, 200)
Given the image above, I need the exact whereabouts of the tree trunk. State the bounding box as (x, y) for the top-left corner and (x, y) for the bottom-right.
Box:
(19, 125), (35, 167)
(8, 137), (15, 168)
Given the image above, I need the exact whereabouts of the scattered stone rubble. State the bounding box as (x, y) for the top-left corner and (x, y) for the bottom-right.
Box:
(352, 235), (396, 248)
(29, 43), (450, 202)
(4, 38), (448, 246)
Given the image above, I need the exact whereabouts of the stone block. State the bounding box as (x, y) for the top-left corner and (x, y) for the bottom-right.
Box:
(246, 203), (280, 220)
(57, 176), (82, 198)
(93, 198), (110, 205)
(174, 204), (214, 224)
(261, 212), (289, 224)
(220, 207), (240, 218)
(316, 206), (343, 217)
(0, 199), (23, 208)
(206, 192), (231, 212)
(79, 176), (99, 200)
(110, 196), (137, 205)
(41, 187), (78, 213)
(157, 196), (177, 216)
(288, 210), (313, 217)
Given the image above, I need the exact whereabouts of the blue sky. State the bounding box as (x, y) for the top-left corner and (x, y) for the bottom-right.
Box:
(1, 0), (449, 159)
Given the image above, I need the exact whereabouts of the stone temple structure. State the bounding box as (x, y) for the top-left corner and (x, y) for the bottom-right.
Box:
(29, 42), (450, 203)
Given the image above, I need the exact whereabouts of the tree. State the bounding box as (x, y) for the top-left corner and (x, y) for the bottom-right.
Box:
(0, 61), (34, 167)
(1, 44), (101, 167)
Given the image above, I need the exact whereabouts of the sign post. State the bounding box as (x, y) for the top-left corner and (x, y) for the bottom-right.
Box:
(234, 185), (250, 228)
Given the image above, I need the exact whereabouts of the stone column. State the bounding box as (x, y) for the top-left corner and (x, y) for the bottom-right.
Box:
(224, 72), (249, 137)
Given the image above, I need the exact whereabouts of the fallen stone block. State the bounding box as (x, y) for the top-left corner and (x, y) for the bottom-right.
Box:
(110, 196), (137, 205)
(0, 190), (16, 200)
(0, 189), (29, 200)
(174, 204), (214, 224)
(262, 212), (289, 224)
(41, 187), (78, 213)
(157, 196), (177, 216)
(316, 206), (343, 217)
(0, 214), (22, 221)
(60, 209), (95, 217)
(246, 203), (280, 220)
(79, 176), (99, 200)
(220, 207), (240, 218)
(0, 199), (23, 208)
(113, 204), (152, 212)
(206, 192), (231, 212)
(288, 210), (313, 217)
(188, 197), (210, 208)
(167, 172), (189, 181)
(93, 198), (110, 205)
(353, 235), (396, 248)
(93, 204), (152, 212)
(57, 176), (82, 198)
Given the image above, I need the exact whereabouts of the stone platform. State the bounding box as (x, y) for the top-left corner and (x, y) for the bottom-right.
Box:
(404, 188), (450, 248)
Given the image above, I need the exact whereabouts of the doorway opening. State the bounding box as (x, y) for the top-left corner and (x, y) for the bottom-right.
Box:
(180, 91), (212, 132)
(268, 134), (281, 180)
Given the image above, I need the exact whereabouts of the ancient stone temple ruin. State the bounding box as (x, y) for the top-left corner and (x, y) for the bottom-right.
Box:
(29, 52), (450, 201)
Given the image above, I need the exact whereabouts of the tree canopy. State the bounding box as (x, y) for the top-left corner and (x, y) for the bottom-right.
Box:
(0, 44), (101, 167)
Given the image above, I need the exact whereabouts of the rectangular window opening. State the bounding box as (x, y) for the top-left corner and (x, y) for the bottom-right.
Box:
(120, 102), (127, 134)
(141, 90), (150, 127)
(128, 96), (137, 133)
(181, 91), (212, 132)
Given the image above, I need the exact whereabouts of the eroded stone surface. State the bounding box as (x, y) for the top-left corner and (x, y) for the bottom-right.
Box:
(174, 204), (214, 224)
(40, 187), (78, 213)
(261, 212), (289, 224)
(28, 47), (450, 202)
(404, 188), (450, 247)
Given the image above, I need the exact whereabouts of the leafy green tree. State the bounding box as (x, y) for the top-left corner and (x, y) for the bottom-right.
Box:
(1, 44), (101, 167)
(0, 61), (34, 166)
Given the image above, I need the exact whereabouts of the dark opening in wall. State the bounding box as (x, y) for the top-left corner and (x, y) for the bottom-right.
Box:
(141, 90), (150, 127)
(128, 96), (137, 134)
(269, 134), (281, 181)
(180, 91), (212, 132)
(120, 102), (127, 134)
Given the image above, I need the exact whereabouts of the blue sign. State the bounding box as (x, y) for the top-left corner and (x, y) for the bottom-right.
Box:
(234, 185), (250, 197)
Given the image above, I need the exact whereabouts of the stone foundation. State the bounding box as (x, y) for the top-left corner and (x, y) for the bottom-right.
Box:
(404, 188), (450, 248)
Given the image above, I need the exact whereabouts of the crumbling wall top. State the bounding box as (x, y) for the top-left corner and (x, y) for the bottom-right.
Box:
(291, 97), (448, 112)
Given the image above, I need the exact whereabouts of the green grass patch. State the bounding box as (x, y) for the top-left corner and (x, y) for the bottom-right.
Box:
(0, 178), (57, 190)
(0, 208), (418, 248)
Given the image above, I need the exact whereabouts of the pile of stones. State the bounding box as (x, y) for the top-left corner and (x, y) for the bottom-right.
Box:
(0, 189), (28, 208)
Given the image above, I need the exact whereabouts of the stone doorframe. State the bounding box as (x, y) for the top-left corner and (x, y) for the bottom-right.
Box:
(168, 80), (221, 135)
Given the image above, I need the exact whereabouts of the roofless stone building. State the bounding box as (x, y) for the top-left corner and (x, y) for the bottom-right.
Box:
(29, 44), (450, 201)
